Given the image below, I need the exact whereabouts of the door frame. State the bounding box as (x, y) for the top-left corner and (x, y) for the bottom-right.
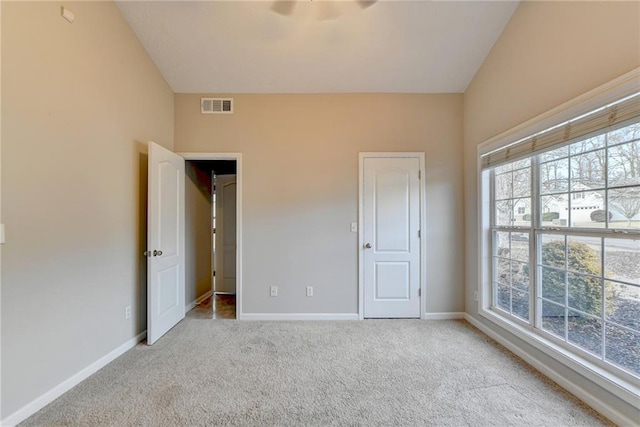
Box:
(358, 152), (427, 320)
(177, 152), (244, 319)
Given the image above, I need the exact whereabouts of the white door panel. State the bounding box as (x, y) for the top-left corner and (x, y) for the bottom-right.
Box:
(363, 157), (421, 318)
(375, 262), (410, 300)
(375, 170), (411, 252)
(148, 142), (185, 345)
(215, 176), (237, 294)
(158, 163), (179, 257)
(158, 266), (180, 315)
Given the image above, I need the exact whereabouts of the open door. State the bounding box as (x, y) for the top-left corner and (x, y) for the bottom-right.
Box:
(215, 175), (237, 294)
(147, 141), (185, 345)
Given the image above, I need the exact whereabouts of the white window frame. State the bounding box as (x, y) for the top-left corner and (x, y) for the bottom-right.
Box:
(476, 68), (640, 410)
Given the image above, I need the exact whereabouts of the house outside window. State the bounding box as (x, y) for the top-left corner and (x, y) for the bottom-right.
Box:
(479, 92), (640, 390)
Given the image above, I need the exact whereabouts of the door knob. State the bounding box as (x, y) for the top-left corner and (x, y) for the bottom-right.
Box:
(157, 250), (163, 256)
(364, 243), (372, 249)
(143, 251), (151, 257)
(153, 250), (163, 256)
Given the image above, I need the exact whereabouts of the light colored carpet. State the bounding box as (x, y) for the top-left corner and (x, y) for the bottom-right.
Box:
(22, 319), (611, 426)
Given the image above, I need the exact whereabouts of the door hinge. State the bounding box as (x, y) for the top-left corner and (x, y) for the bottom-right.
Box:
(418, 170), (421, 179)
(213, 271), (216, 277)
(418, 230), (421, 238)
(418, 288), (421, 297)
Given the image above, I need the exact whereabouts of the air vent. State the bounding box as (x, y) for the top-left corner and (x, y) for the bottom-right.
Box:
(201, 98), (233, 114)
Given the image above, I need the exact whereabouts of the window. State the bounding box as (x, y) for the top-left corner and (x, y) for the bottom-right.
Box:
(481, 93), (640, 385)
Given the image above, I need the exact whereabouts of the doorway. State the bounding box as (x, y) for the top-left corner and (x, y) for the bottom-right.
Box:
(181, 153), (242, 320)
(358, 152), (426, 319)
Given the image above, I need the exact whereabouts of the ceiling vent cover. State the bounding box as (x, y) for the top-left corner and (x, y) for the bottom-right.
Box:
(201, 98), (233, 114)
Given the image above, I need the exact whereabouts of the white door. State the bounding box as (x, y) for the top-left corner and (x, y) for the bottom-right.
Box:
(215, 175), (236, 294)
(147, 142), (185, 345)
(362, 156), (421, 318)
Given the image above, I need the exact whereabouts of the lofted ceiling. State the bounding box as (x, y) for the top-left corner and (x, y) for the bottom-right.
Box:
(116, 0), (519, 94)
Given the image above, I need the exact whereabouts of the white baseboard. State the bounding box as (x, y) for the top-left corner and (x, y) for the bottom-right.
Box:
(1, 331), (147, 427)
(423, 312), (465, 320)
(463, 314), (638, 427)
(240, 313), (359, 321)
(185, 290), (213, 312)
(240, 313), (466, 321)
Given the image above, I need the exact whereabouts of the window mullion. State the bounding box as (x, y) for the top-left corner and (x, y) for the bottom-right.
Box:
(490, 170), (496, 310)
(605, 132), (610, 229)
(534, 227), (639, 238)
(568, 150), (575, 228)
(602, 132), (609, 362)
(531, 155), (540, 326)
(490, 170), (496, 228)
(564, 234), (569, 341)
(601, 237), (606, 363)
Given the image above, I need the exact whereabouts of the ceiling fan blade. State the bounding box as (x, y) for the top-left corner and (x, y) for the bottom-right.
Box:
(271, 1), (297, 16)
(356, 0), (377, 9)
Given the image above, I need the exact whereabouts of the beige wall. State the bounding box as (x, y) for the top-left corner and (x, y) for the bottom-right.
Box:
(185, 162), (213, 304)
(175, 93), (464, 315)
(1, 1), (173, 418)
(464, 1), (640, 148)
(463, 0), (640, 419)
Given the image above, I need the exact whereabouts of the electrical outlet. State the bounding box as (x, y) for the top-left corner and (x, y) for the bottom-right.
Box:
(125, 305), (132, 319)
(473, 291), (478, 302)
(270, 285), (278, 297)
(306, 286), (313, 297)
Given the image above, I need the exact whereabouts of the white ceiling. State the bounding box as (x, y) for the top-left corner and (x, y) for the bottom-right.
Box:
(116, 0), (519, 94)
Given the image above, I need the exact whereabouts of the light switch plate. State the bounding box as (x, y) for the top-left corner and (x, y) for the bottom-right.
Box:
(350, 222), (357, 233)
